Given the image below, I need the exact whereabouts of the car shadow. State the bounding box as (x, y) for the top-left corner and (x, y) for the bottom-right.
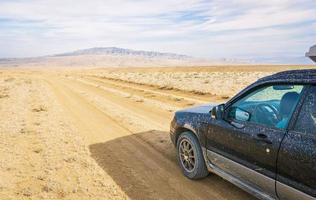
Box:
(89, 130), (255, 200)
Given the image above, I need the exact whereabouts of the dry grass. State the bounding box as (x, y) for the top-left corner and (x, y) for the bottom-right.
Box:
(85, 65), (315, 100)
(88, 70), (271, 97)
(32, 105), (47, 112)
(0, 94), (9, 99)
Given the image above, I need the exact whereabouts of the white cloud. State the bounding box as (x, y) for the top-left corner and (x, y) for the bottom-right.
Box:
(0, 0), (315, 63)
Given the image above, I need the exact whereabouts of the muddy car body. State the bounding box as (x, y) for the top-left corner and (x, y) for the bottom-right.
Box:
(170, 69), (316, 200)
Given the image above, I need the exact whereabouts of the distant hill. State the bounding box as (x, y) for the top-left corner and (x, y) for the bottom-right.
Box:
(54, 47), (191, 60)
(0, 47), (248, 68)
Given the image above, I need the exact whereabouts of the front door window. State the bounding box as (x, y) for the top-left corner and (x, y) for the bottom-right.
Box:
(227, 84), (304, 129)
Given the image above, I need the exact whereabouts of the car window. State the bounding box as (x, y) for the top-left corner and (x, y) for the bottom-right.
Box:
(294, 86), (316, 134)
(227, 84), (304, 129)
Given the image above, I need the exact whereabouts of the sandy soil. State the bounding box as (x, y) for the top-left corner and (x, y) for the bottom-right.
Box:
(0, 71), (128, 200)
(1, 66), (314, 199)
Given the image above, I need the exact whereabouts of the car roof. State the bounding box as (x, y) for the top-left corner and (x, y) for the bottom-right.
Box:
(257, 69), (316, 84)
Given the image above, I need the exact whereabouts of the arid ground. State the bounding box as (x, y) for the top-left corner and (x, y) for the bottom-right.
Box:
(0, 65), (315, 200)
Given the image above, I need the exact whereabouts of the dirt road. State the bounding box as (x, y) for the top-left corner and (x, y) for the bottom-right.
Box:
(0, 69), (255, 200)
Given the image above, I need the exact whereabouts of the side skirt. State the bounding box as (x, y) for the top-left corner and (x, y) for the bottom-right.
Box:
(202, 148), (314, 200)
(276, 181), (314, 200)
(202, 147), (275, 200)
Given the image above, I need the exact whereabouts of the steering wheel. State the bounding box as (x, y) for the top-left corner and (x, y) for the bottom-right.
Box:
(253, 103), (280, 126)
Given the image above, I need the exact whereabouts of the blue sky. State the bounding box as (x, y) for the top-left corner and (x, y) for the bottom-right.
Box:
(0, 0), (315, 63)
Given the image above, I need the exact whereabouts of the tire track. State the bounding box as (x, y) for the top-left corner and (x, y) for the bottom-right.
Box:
(43, 74), (255, 200)
(59, 75), (172, 130)
(67, 75), (180, 113)
(87, 75), (211, 104)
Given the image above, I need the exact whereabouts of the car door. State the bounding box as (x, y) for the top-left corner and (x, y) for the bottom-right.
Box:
(276, 85), (316, 199)
(206, 84), (305, 199)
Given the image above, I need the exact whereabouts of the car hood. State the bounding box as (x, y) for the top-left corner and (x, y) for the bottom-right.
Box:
(177, 103), (217, 114)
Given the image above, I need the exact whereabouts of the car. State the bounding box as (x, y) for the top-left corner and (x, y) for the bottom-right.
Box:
(170, 69), (316, 200)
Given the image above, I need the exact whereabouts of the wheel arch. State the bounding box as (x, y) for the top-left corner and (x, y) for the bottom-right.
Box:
(174, 124), (201, 147)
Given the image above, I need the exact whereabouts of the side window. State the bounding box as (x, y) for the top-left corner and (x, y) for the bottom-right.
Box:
(294, 86), (316, 134)
(227, 84), (304, 129)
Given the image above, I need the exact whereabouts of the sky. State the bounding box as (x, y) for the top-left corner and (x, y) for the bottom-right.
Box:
(0, 0), (315, 63)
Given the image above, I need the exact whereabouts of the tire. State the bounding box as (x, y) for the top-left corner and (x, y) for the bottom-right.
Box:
(176, 131), (209, 179)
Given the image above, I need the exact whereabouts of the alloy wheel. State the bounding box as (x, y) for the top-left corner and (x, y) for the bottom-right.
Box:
(179, 138), (196, 172)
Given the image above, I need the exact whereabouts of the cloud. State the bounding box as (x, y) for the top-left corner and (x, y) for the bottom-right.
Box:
(0, 0), (315, 63)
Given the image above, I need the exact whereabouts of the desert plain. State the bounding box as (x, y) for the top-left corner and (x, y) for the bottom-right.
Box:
(0, 65), (315, 200)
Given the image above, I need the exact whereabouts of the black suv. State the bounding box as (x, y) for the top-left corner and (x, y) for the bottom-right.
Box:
(170, 70), (316, 200)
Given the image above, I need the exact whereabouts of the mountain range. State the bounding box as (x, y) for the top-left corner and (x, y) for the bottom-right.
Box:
(0, 47), (248, 68)
(54, 47), (191, 60)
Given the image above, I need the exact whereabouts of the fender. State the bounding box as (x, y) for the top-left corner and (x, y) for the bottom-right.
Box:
(173, 121), (206, 147)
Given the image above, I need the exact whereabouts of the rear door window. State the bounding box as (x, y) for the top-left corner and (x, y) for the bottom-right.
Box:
(294, 86), (316, 134)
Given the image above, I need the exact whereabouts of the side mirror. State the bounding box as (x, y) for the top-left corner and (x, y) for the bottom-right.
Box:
(235, 108), (250, 121)
(211, 104), (225, 119)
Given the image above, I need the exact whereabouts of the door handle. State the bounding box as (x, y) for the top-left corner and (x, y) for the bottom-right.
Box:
(255, 134), (272, 144)
(230, 121), (245, 129)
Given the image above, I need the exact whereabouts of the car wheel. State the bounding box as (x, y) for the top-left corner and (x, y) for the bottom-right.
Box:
(177, 131), (209, 179)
